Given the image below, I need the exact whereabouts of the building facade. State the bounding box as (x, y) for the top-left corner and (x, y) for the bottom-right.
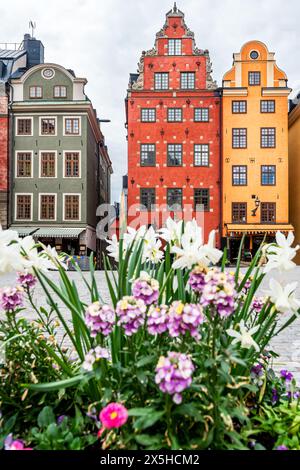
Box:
(222, 40), (293, 260)
(9, 62), (112, 259)
(288, 94), (300, 264)
(126, 4), (221, 244)
(0, 34), (44, 228)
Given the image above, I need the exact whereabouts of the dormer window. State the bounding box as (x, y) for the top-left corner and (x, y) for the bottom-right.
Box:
(29, 86), (42, 98)
(54, 85), (67, 98)
(168, 39), (182, 55)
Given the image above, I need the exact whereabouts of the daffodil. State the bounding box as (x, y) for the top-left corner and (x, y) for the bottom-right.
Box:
(226, 320), (260, 352)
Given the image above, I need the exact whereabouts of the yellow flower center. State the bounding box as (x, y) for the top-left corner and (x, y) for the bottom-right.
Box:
(175, 303), (184, 315)
(110, 411), (118, 419)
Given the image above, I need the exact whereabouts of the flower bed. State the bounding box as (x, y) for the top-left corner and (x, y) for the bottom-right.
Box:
(0, 221), (300, 450)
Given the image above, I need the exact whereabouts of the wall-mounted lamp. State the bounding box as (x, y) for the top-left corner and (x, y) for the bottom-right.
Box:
(251, 196), (261, 216)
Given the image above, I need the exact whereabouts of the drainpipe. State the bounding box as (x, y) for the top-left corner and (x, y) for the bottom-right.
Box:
(219, 87), (223, 251)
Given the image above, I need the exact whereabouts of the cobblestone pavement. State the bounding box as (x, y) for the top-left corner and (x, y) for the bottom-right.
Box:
(1, 268), (300, 382)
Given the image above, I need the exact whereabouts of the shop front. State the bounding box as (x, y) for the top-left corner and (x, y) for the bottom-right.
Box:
(225, 224), (294, 264)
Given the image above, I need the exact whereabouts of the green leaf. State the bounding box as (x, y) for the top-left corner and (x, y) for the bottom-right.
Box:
(37, 406), (55, 428)
(135, 434), (163, 447)
(133, 411), (165, 431)
(23, 374), (89, 392)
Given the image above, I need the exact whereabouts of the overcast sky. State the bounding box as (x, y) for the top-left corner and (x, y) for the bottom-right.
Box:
(1, 0), (299, 202)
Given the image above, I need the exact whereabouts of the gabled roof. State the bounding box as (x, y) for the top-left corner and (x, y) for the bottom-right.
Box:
(0, 48), (26, 60)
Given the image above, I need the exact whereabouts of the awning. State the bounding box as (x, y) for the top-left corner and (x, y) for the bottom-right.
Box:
(9, 227), (39, 237)
(33, 227), (85, 239)
(226, 224), (294, 236)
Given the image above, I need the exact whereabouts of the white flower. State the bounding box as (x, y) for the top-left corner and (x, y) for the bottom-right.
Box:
(171, 224), (223, 270)
(0, 229), (28, 273)
(264, 231), (299, 273)
(143, 227), (164, 264)
(159, 217), (183, 244)
(265, 278), (300, 313)
(106, 234), (120, 261)
(19, 236), (55, 272)
(226, 320), (260, 352)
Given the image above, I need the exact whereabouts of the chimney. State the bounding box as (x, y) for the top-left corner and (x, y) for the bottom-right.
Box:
(23, 33), (44, 68)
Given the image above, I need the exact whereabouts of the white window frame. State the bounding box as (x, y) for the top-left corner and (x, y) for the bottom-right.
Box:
(15, 150), (34, 178)
(15, 193), (33, 222)
(63, 116), (82, 136)
(63, 150), (81, 178)
(15, 116), (33, 137)
(39, 150), (58, 179)
(63, 193), (81, 222)
(38, 193), (57, 222)
(53, 85), (67, 98)
(39, 116), (57, 137)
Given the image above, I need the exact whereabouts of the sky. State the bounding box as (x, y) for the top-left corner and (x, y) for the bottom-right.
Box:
(1, 0), (299, 202)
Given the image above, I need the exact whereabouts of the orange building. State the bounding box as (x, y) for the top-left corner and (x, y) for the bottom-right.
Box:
(126, 4), (221, 245)
(288, 95), (300, 264)
(222, 40), (293, 261)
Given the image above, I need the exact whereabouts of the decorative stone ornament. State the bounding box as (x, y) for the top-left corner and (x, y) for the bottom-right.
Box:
(42, 68), (55, 79)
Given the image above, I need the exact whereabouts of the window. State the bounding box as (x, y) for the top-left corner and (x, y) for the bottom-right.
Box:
(64, 195), (80, 220)
(261, 100), (275, 113)
(64, 118), (80, 135)
(248, 72), (261, 85)
(40, 152), (56, 178)
(140, 144), (155, 166)
(232, 128), (247, 148)
(232, 203), (247, 223)
(16, 152), (32, 177)
(232, 101), (247, 113)
(194, 108), (209, 122)
(194, 189), (209, 211)
(167, 189), (182, 210)
(232, 166), (247, 186)
(41, 118), (56, 135)
(29, 86), (42, 98)
(167, 144), (182, 166)
(250, 50), (259, 60)
(194, 144), (209, 166)
(168, 39), (182, 55)
(16, 195), (32, 220)
(261, 202), (276, 223)
(140, 188), (155, 211)
(54, 85), (67, 98)
(17, 118), (32, 136)
(40, 195), (56, 220)
(261, 165), (276, 185)
(141, 108), (156, 122)
(261, 128), (276, 148)
(180, 72), (195, 90)
(167, 108), (182, 122)
(64, 152), (80, 177)
(154, 73), (169, 90)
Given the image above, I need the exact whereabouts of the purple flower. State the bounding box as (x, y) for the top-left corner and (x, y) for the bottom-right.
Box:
(200, 268), (236, 318)
(132, 271), (159, 306)
(0, 286), (23, 313)
(4, 434), (32, 450)
(276, 445), (288, 451)
(16, 272), (37, 290)
(168, 301), (204, 340)
(57, 415), (67, 425)
(250, 363), (264, 386)
(116, 296), (146, 336)
(188, 265), (208, 294)
(82, 346), (111, 372)
(85, 301), (115, 337)
(147, 305), (169, 335)
(280, 370), (293, 382)
(272, 388), (279, 404)
(155, 352), (194, 404)
(252, 297), (264, 314)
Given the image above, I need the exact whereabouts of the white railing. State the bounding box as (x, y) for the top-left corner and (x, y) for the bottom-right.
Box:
(0, 42), (23, 51)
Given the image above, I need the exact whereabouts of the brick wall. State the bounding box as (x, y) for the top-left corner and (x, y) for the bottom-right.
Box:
(0, 93), (8, 228)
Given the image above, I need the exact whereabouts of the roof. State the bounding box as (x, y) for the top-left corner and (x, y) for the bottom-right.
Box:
(0, 48), (26, 60)
(33, 227), (85, 239)
(226, 224), (294, 235)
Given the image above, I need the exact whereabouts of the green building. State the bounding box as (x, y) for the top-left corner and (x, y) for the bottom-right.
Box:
(9, 62), (112, 261)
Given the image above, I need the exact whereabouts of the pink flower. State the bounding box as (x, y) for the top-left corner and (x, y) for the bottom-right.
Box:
(4, 434), (32, 450)
(99, 403), (128, 430)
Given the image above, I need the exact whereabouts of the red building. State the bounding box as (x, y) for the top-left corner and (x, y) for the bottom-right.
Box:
(126, 3), (221, 245)
(0, 84), (8, 229)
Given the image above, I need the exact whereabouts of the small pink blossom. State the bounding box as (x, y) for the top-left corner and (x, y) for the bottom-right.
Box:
(99, 403), (128, 430)
(4, 434), (32, 450)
